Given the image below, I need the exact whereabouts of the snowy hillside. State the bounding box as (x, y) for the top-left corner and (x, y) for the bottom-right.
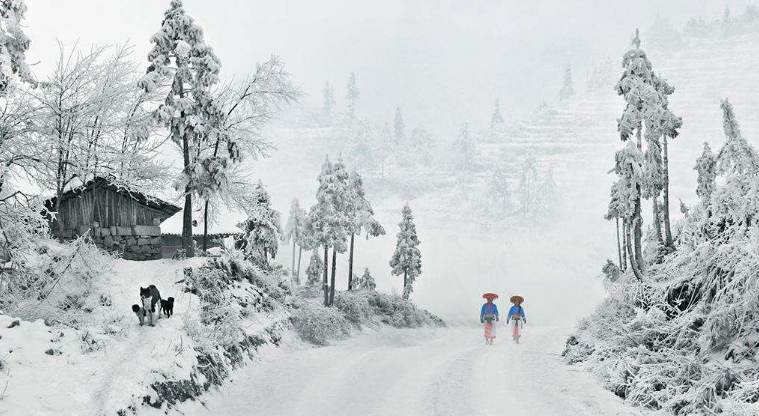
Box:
(0, 245), (442, 415)
(0, 253), (290, 415)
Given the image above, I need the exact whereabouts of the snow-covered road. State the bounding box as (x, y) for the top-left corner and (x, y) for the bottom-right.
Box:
(175, 326), (646, 416)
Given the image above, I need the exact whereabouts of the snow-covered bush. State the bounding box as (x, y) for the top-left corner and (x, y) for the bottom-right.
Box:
(567, 210), (759, 415)
(334, 290), (444, 329)
(182, 252), (291, 351)
(1, 235), (112, 326)
(182, 269), (243, 352)
(290, 298), (352, 345)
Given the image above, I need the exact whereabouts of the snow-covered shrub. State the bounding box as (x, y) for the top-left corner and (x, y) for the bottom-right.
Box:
(334, 290), (445, 329)
(290, 298), (351, 345)
(182, 262), (245, 351)
(566, 214), (759, 414)
(1, 235), (112, 326)
(332, 290), (373, 324)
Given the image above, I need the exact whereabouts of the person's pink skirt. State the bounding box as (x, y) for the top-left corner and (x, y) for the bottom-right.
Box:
(484, 321), (496, 339)
(512, 319), (521, 339)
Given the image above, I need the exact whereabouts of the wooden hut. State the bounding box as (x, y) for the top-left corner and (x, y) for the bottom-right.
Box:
(44, 177), (181, 260)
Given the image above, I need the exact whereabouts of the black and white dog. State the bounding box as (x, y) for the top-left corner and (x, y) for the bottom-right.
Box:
(139, 285), (161, 326)
(132, 304), (147, 326)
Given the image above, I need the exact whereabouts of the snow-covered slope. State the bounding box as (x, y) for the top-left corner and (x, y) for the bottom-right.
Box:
(0, 256), (289, 416)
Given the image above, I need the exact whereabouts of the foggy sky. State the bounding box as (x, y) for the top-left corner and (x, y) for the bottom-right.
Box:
(25, 0), (733, 137)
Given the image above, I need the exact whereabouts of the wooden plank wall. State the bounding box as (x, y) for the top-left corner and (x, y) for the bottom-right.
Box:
(55, 188), (167, 230)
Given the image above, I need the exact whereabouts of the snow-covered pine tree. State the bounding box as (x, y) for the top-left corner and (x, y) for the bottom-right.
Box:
(0, 0), (30, 92)
(327, 159), (352, 304)
(309, 157), (334, 304)
(615, 28), (682, 257)
(647, 16), (683, 55)
(710, 100), (759, 230)
(605, 181), (625, 270)
(375, 123), (394, 178)
(408, 127), (436, 166)
(453, 122), (476, 170)
(305, 251), (323, 287)
(394, 107), (405, 141)
(309, 156), (351, 305)
(346, 170), (385, 290)
(614, 141), (645, 280)
(722, 5), (735, 36)
(346, 72), (359, 119)
(716, 99), (759, 176)
(389, 204), (422, 300)
(587, 57), (614, 92)
(518, 155), (538, 221)
(283, 198), (307, 285)
(347, 121), (376, 173)
(490, 100), (504, 128)
(487, 167), (510, 212)
(238, 181), (281, 266)
(537, 165), (558, 219)
(138, 0), (222, 258)
(694, 142), (717, 209)
(643, 124), (666, 245)
(559, 64), (574, 100)
(323, 81), (336, 117)
(357, 268), (376, 291)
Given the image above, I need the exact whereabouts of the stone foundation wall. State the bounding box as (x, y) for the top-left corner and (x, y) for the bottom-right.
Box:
(59, 224), (164, 261)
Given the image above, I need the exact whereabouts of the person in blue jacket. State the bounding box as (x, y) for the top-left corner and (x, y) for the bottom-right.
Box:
(507, 297), (526, 343)
(480, 295), (499, 345)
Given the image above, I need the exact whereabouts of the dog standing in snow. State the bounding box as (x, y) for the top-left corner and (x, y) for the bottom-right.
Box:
(160, 297), (174, 317)
(139, 285), (162, 326)
(132, 304), (147, 326)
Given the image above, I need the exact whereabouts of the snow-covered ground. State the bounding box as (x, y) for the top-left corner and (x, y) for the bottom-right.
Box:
(171, 325), (651, 416)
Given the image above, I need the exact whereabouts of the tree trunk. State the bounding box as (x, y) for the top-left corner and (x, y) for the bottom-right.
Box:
(291, 239), (296, 287)
(182, 191), (194, 257)
(179, 80), (194, 258)
(662, 134), (673, 248)
(634, 188), (644, 272)
(347, 233), (355, 290)
(329, 249), (337, 306)
(615, 217), (622, 268)
(626, 220), (644, 281)
(621, 221), (628, 271)
(54, 189), (64, 239)
(403, 270), (408, 300)
(203, 200), (209, 254)
(653, 196), (663, 244)
(296, 246), (303, 284)
(323, 246), (329, 306)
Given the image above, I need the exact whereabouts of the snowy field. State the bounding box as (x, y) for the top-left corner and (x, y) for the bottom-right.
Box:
(170, 325), (651, 416)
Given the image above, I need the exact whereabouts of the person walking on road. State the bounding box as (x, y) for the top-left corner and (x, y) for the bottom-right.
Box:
(507, 295), (526, 344)
(480, 293), (499, 345)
